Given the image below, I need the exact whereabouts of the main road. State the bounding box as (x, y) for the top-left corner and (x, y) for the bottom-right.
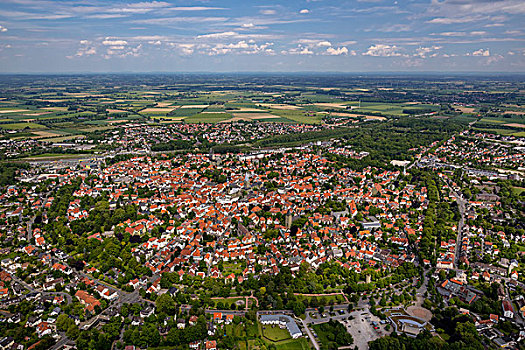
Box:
(447, 182), (467, 268)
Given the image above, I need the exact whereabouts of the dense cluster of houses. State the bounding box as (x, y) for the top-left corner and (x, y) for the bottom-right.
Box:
(434, 131), (525, 170)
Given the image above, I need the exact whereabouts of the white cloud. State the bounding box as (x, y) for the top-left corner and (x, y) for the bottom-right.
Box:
(426, 15), (505, 25)
(85, 14), (128, 19)
(300, 9), (310, 14)
(470, 31), (486, 36)
(436, 32), (466, 36)
(282, 46), (314, 55)
(68, 41), (97, 58)
(168, 7), (225, 11)
(242, 23), (254, 28)
(414, 46), (442, 58)
(0, 26), (8, 33)
(260, 9), (276, 15)
(363, 44), (403, 57)
(317, 41), (332, 47)
(427, 17), (473, 24)
(133, 16), (228, 25)
(472, 48), (490, 56)
(176, 43), (195, 55)
(197, 31), (238, 39)
(104, 44), (142, 59)
(107, 1), (170, 14)
(377, 24), (411, 32)
(102, 38), (128, 46)
(128, 1), (170, 9)
(428, 0), (525, 16)
(326, 47), (349, 55)
(206, 41), (274, 56)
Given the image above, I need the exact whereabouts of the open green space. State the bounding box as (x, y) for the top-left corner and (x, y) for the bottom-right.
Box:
(21, 153), (93, 161)
(0, 122), (46, 130)
(261, 325), (292, 342)
(184, 113), (232, 123)
(268, 110), (322, 124)
(312, 321), (353, 349)
(512, 187), (525, 195)
(295, 294), (345, 305)
(210, 297), (244, 308)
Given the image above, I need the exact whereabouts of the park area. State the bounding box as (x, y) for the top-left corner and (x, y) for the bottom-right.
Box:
(224, 320), (310, 350)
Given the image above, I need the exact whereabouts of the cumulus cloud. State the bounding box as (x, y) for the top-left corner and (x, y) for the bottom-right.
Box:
(317, 41), (332, 47)
(300, 9), (310, 14)
(207, 41), (274, 55)
(472, 48), (490, 56)
(363, 44), (403, 57)
(282, 46), (314, 55)
(102, 38), (128, 46)
(326, 47), (349, 55)
(68, 40), (96, 58)
(0, 25), (7, 33)
(175, 43), (195, 55)
(104, 44), (142, 59)
(485, 54), (504, 65)
(414, 46), (442, 58)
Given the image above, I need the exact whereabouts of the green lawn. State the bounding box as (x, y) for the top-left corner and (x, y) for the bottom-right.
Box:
(512, 187), (525, 195)
(225, 323), (246, 338)
(22, 153), (92, 160)
(210, 297), (244, 308)
(275, 339), (310, 350)
(261, 324), (292, 342)
(222, 262), (244, 275)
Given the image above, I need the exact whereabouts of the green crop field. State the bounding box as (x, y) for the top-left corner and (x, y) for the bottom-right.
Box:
(184, 113), (232, 123)
(0, 122), (47, 130)
(268, 109), (323, 124)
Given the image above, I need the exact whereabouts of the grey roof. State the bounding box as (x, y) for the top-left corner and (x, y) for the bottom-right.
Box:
(259, 314), (302, 336)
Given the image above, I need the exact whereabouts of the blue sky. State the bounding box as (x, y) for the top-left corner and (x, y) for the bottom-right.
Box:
(0, 0), (524, 73)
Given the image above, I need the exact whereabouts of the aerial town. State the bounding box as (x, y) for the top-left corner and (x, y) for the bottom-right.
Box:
(0, 74), (524, 350)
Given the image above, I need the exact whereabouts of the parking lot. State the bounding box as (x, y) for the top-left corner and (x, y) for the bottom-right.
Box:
(304, 305), (392, 349)
(306, 308), (350, 325)
(341, 310), (390, 350)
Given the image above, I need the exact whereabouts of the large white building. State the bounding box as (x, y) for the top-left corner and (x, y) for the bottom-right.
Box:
(259, 314), (302, 339)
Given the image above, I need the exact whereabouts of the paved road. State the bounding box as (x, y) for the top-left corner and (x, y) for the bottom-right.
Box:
(414, 269), (429, 307)
(27, 191), (51, 241)
(9, 273), (73, 304)
(298, 317), (319, 350)
(50, 333), (69, 350)
(449, 185), (466, 268)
